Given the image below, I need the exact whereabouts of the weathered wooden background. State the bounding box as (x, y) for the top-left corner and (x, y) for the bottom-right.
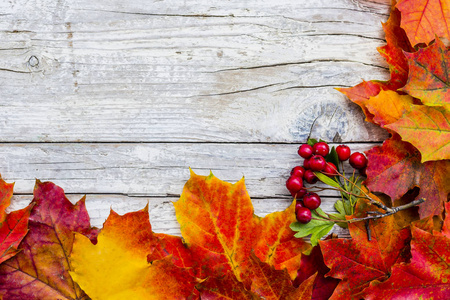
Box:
(2, 0), (390, 236)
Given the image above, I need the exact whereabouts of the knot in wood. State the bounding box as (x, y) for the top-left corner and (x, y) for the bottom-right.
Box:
(28, 56), (39, 68)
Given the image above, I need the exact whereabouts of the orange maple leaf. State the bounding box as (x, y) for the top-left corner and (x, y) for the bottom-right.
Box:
(174, 170), (310, 284)
(396, 0), (450, 46)
(365, 90), (415, 127)
(386, 105), (450, 162)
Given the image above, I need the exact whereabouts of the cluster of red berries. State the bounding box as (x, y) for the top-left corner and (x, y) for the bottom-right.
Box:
(286, 141), (368, 224)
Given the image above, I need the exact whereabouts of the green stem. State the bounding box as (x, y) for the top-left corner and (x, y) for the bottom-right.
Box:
(334, 170), (392, 212)
(309, 185), (373, 202)
(311, 217), (345, 223)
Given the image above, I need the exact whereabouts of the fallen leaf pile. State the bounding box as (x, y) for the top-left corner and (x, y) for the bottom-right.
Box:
(0, 172), (316, 299)
(338, 0), (450, 218)
(0, 1), (449, 299)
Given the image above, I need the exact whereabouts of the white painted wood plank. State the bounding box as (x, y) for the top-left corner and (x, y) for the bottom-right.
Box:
(1, 141), (370, 238)
(8, 194), (350, 239)
(0, 0), (389, 143)
(1, 143), (378, 197)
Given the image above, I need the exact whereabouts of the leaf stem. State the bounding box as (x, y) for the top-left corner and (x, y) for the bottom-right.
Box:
(313, 198), (425, 225)
(348, 198), (425, 223)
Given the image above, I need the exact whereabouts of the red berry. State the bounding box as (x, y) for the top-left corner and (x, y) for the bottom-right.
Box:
(313, 142), (329, 157)
(290, 166), (305, 178)
(349, 152), (368, 169)
(295, 201), (304, 212)
(303, 192), (321, 210)
(298, 144), (313, 159)
(309, 155), (326, 171)
(336, 145), (351, 161)
(323, 162), (338, 177)
(304, 170), (318, 184)
(291, 188), (307, 199)
(296, 207), (312, 224)
(303, 158), (311, 169)
(286, 176), (303, 194)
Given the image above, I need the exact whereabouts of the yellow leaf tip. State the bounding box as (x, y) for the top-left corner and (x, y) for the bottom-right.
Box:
(143, 202), (149, 212)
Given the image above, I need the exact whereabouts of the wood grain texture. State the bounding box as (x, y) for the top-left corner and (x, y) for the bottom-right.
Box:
(0, 0), (389, 143)
(0, 0), (391, 240)
(8, 194), (350, 238)
(1, 143), (377, 196)
(2, 142), (378, 239)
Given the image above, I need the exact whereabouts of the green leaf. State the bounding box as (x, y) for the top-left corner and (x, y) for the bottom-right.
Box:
(329, 213), (348, 229)
(335, 200), (346, 215)
(314, 172), (340, 189)
(310, 224), (334, 246)
(290, 208), (335, 246)
(325, 146), (340, 172)
(307, 138), (318, 146)
(344, 198), (354, 215)
(315, 207), (328, 218)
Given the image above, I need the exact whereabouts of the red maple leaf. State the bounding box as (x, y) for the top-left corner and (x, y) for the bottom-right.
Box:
(0, 178), (33, 265)
(293, 245), (340, 300)
(365, 136), (450, 218)
(319, 198), (410, 299)
(0, 181), (98, 299)
(363, 225), (450, 299)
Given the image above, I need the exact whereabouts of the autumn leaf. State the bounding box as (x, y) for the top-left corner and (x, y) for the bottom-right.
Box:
(363, 225), (450, 299)
(196, 273), (256, 299)
(396, 0), (450, 46)
(0, 178), (33, 265)
(293, 245), (340, 300)
(365, 136), (450, 218)
(441, 202), (450, 238)
(255, 200), (311, 277)
(246, 253), (316, 300)
(365, 90), (414, 127)
(386, 104), (450, 162)
(337, 7), (414, 121)
(377, 6), (415, 89)
(174, 170), (310, 284)
(337, 81), (383, 123)
(0, 178), (13, 220)
(0, 181), (98, 300)
(402, 38), (450, 106)
(70, 171), (312, 299)
(0, 205), (32, 266)
(69, 206), (198, 300)
(174, 170), (257, 283)
(319, 198), (410, 300)
(151, 232), (196, 271)
(197, 257), (317, 300)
